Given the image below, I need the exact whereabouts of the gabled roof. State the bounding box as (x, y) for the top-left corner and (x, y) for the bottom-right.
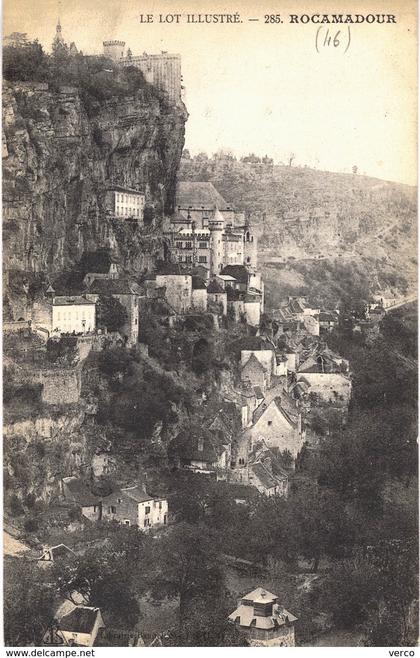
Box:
(121, 485), (153, 504)
(155, 263), (192, 276)
(253, 397), (298, 429)
(107, 185), (144, 195)
(251, 461), (279, 490)
(58, 606), (101, 634)
(242, 587), (277, 603)
(87, 278), (141, 295)
(177, 181), (229, 209)
(40, 544), (75, 561)
(221, 265), (249, 284)
(242, 353), (267, 373)
(53, 295), (94, 306)
(171, 426), (229, 464)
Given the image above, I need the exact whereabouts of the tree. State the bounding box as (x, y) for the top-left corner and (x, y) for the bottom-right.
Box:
(165, 593), (247, 646)
(51, 526), (149, 628)
(96, 295), (128, 332)
(352, 165), (358, 174)
(147, 523), (224, 619)
(288, 152), (295, 167)
(3, 39), (48, 82)
(4, 560), (56, 645)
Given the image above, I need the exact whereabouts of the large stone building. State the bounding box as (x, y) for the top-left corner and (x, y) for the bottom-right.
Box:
(52, 296), (96, 334)
(103, 41), (182, 104)
(228, 587), (297, 646)
(105, 186), (145, 222)
(169, 182), (258, 277)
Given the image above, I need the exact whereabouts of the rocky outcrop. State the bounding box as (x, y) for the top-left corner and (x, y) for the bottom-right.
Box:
(3, 80), (187, 276)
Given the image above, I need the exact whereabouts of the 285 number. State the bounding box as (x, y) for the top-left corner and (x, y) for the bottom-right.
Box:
(264, 14), (282, 23)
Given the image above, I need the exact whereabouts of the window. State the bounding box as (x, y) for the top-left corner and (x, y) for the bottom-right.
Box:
(185, 241), (192, 249)
(144, 518), (150, 527)
(118, 498), (122, 503)
(199, 256), (207, 263)
(159, 501), (162, 510)
(199, 242), (208, 248)
(124, 520), (130, 526)
(267, 420), (272, 426)
(145, 506), (151, 514)
(175, 242), (183, 248)
(164, 514), (167, 524)
(135, 318), (138, 325)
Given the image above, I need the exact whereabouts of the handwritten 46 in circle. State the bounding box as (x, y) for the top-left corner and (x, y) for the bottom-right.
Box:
(316, 26), (351, 53)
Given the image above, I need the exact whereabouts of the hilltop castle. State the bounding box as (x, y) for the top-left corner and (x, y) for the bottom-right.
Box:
(103, 40), (182, 104)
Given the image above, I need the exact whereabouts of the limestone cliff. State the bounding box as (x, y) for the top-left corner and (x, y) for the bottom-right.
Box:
(3, 80), (187, 277)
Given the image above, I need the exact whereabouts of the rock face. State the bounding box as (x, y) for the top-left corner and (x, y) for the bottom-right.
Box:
(3, 80), (187, 275)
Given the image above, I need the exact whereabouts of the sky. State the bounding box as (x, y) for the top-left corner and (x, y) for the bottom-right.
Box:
(4, 0), (417, 184)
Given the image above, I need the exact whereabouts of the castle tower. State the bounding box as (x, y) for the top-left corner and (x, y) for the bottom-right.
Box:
(209, 208), (225, 275)
(103, 40), (126, 61)
(243, 222), (258, 269)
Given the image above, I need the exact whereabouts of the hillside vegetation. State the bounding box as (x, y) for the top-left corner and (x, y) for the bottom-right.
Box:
(179, 153), (417, 308)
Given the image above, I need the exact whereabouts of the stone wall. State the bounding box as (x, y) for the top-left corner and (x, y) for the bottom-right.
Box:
(35, 368), (82, 405)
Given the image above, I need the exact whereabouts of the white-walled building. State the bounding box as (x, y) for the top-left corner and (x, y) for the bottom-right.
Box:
(52, 296), (96, 334)
(105, 187), (145, 221)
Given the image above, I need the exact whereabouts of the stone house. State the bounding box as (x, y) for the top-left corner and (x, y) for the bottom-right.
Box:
(155, 272), (192, 313)
(246, 397), (304, 459)
(241, 350), (275, 379)
(105, 186), (145, 222)
(85, 278), (141, 346)
(248, 445), (289, 498)
(102, 485), (168, 530)
(52, 296), (96, 335)
(44, 605), (105, 647)
(228, 587), (297, 646)
(170, 427), (231, 479)
(60, 477), (102, 521)
(241, 354), (270, 392)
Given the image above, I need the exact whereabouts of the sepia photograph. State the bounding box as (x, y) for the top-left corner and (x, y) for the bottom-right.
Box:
(2, 0), (418, 650)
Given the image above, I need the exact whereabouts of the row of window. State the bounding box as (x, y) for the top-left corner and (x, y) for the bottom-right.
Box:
(177, 255), (208, 264)
(55, 311), (89, 321)
(115, 193), (143, 205)
(116, 207), (142, 217)
(107, 501), (163, 515)
(175, 241), (209, 249)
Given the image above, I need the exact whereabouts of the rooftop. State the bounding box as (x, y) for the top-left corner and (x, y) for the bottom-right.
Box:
(53, 295), (94, 306)
(107, 185), (145, 195)
(58, 606), (101, 634)
(221, 265), (249, 284)
(87, 278), (141, 295)
(177, 181), (229, 209)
